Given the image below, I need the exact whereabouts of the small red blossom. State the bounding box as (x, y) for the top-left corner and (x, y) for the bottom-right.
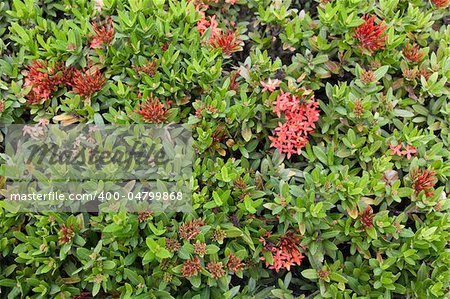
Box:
(360, 70), (376, 84)
(90, 17), (115, 48)
(353, 99), (364, 117)
(269, 90), (320, 158)
(402, 145), (417, 160)
(197, 15), (220, 37)
(318, 270), (330, 280)
(194, 242), (207, 256)
(260, 231), (304, 272)
(70, 67), (106, 99)
(135, 95), (170, 124)
(273, 91), (299, 118)
(431, 0), (449, 7)
(403, 43), (425, 63)
(161, 43), (169, 52)
(191, 0), (210, 17)
(138, 210), (153, 223)
(389, 143), (416, 160)
(165, 238), (181, 252)
(227, 254), (245, 272)
(360, 206), (374, 228)
(261, 78), (281, 92)
(181, 257), (201, 278)
(197, 17), (210, 36)
(194, 103), (219, 118)
(25, 62), (49, 102)
(73, 291), (91, 299)
(229, 71), (240, 91)
(134, 60), (158, 77)
(178, 219), (205, 241)
(412, 169), (437, 198)
(58, 224), (75, 245)
(38, 118), (49, 126)
(206, 262), (225, 279)
(24, 60), (74, 104)
(418, 67), (431, 80)
(209, 30), (242, 55)
(389, 144), (403, 156)
(355, 15), (387, 51)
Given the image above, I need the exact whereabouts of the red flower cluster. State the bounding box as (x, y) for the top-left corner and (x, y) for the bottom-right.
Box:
(134, 60), (158, 77)
(196, 11), (241, 55)
(192, 0), (238, 19)
(355, 15), (387, 51)
(360, 206), (374, 228)
(24, 61), (74, 104)
(24, 60), (106, 103)
(412, 169), (437, 198)
(229, 70), (240, 91)
(195, 103), (219, 118)
(72, 291), (91, 299)
(58, 224), (75, 245)
(206, 261), (225, 279)
(226, 254), (245, 272)
(431, 0), (449, 7)
(260, 231), (304, 272)
(181, 257), (201, 278)
(165, 238), (181, 252)
(389, 143), (417, 160)
(197, 15), (220, 37)
(90, 17), (115, 48)
(209, 30), (242, 55)
(403, 43), (425, 63)
(135, 94), (171, 124)
(177, 219), (205, 241)
(269, 90), (320, 158)
(261, 78), (281, 92)
(70, 68), (106, 99)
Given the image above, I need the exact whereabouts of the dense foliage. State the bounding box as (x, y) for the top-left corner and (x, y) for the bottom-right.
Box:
(1, 0), (450, 298)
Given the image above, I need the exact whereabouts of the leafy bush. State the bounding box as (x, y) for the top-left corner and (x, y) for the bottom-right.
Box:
(1, 0), (450, 298)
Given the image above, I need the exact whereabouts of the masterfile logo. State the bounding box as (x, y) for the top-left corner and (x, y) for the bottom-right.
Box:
(2, 124), (193, 213)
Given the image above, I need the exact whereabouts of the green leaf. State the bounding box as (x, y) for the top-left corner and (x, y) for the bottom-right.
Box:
(242, 227), (255, 251)
(189, 275), (201, 288)
(313, 146), (328, 165)
(146, 237), (157, 250)
(92, 283), (101, 297)
(242, 127), (252, 142)
(124, 269), (140, 285)
(221, 166), (231, 182)
(366, 226), (378, 239)
(10, 22), (30, 43)
(206, 244), (220, 254)
(421, 227), (437, 239)
(103, 223), (122, 233)
(393, 109), (414, 118)
(301, 269), (318, 280)
(225, 227), (243, 238)
(330, 272), (348, 283)
(0, 279), (16, 287)
(103, 261), (116, 270)
(374, 65), (389, 80)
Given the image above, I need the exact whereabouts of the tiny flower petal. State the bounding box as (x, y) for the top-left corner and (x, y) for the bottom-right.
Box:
(90, 18), (115, 48)
(209, 30), (242, 55)
(261, 79), (281, 92)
